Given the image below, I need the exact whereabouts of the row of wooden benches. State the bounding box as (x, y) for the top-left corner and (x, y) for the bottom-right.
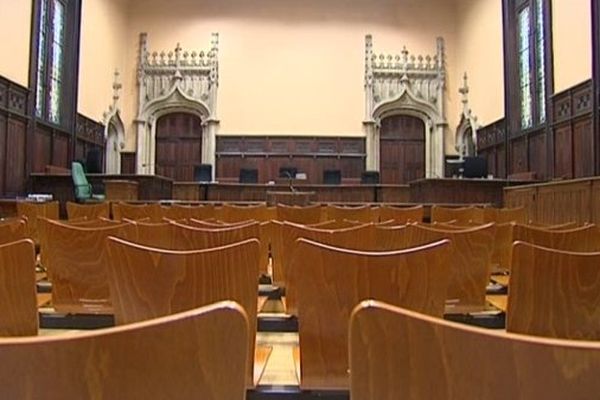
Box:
(1, 214), (600, 389)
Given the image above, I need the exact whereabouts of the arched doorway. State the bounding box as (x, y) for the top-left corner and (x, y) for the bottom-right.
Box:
(379, 115), (426, 184)
(155, 112), (203, 180)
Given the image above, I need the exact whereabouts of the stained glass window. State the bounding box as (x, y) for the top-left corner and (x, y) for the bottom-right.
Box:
(513, 0), (550, 131)
(518, 7), (532, 130)
(535, 0), (547, 124)
(35, 0), (67, 125)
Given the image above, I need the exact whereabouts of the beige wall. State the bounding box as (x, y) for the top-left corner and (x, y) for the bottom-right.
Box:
(455, 0), (505, 127)
(119, 0), (460, 149)
(552, 0), (592, 93)
(0, 0), (32, 86)
(78, 0), (130, 121)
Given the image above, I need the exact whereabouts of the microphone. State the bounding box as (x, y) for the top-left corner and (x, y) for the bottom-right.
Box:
(283, 171), (296, 193)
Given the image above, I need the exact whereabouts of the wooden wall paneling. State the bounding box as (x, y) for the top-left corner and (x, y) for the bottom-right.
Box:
(503, 186), (537, 222)
(379, 115), (426, 184)
(510, 136), (528, 175)
(5, 118), (27, 195)
(53, 132), (71, 168)
(76, 114), (106, 172)
(528, 130), (546, 180)
(554, 122), (573, 179)
(477, 119), (507, 179)
(215, 136), (366, 184)
(574, 116), (594, 177)
(535, 180), (592, 225)
(32, 126), (52, 173)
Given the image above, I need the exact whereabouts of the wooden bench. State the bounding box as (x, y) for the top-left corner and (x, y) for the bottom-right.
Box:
(106, 238), (261, 387)
(0, 302), (248, 399)
(350, 300), (600, 400)
(294, 239), (451, 390)
(508, 241), (600, 339)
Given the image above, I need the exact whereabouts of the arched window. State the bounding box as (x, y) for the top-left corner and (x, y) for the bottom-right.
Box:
(504, 0), (553, 132)
(30, 0), (81, 128)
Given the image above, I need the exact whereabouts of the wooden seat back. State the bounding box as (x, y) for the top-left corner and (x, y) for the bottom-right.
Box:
(44, 221), (131, 314)
(161, 204), (215, 221)
(66, 201), (110, 221)
(0, 302), (248, 399)
(307, 219), (364, 229)
(0, 218), (27, 245)
(350, 300), (600, 400)
(325, 205), (378, 223)
(513, 224), (600, 251)
(16, 201), (59, 243)
(430, 205), (484, 224)
(508, 241), (600, 339)
(483, 206), (527, 224)
(379, 205), (424, 224)
(112, 202), (163, 222)
(0, 239), (37, 336)
(276, 204), (322, 224)
(220, 204), (274, 222)
(406, 223), (496, 308)
(294, 239), (451, 390)
(106, 238), (259, 387)
(273, 222), (375, 288)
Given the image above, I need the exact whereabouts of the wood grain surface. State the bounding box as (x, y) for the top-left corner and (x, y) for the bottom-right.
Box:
(111, 202), (163, 222)
(378, 205), (424, 224)
(0, 239), (37, 336)
(105, 237), (260, 387)
(0, 302), (248, 400)
(350, 300), (600, 400)
(430, 205), (484, 224)
(508, 241), (600, 339)
(294, 238), (451, 390)
(325, 205), (379, 223)
(276, 204), (323, 225)
(16, 201), (59, 243)
(66, 202), (110, 221)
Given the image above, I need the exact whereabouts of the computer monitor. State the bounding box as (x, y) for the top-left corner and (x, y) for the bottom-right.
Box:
(194, 164), (212, 182)
(239, 168), (259, 183)
(323, 170), (342, 185)
(463, 157), (488, 178)
(361, 171), (380, 184)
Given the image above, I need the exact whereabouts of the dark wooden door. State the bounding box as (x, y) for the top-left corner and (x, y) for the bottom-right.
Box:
(155, 113), (202, 181)
(380, 115), (425, 184)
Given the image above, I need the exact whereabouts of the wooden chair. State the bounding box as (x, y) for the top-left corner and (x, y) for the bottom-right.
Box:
(161, 204), (215, 221)
(16, 201), (59, 243)
(307, 219), (364, 229)
(430, 205), (484, 224)
(350, 300), (600, 400)
(508, 241), (600, 340)
(0, 302), (248, 399)
(0, 218), (27, 245)
(273, 222), (375, 289)
(294, 239), (451, 390)
(483, 206), (527, 224)
(220, 204), (274, 223)
(276, 204), (322, 224)
(325, 205), (378, 223)
(513, 224), (600, 251)
(0, 239), (38, 336)
(406, 223), (496, 310)
(66, 201), (110, 221)
(43, 220), (131, 314)
(111, 202), (163, 222)
(379, 205), (424, 224)
(106, 238), (260, 387)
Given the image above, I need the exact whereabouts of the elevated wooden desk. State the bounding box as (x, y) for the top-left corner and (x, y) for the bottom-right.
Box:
(103, 180), (139, 201)
(410, 178), (530, 207)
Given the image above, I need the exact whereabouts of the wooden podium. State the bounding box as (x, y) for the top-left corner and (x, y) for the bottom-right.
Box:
(266, 191), (316, 206)
(103, 180), (139, 201)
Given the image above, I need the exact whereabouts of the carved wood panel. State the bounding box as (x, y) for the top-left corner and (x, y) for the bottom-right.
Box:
(510, 137), (528, 174)
(528, 132), (546, 180)
(554, 123), (573, 179)
(380, 115), (425, 184)
(573, 117), (594, 178)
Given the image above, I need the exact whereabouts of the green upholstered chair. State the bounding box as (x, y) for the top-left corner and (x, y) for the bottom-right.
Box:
(71, 162), (105, 202)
